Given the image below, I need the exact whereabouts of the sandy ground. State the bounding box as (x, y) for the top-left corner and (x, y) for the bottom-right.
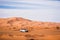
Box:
(0, 17), (60, 40)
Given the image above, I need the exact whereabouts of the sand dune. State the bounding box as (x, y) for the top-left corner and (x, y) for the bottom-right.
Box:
(0, 17), (60, 40)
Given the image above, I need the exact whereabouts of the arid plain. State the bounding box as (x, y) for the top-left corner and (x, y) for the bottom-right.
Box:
(0, 17), (60, 40)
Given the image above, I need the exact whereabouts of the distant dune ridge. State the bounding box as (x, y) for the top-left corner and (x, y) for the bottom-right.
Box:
(0, 17), (60, 40)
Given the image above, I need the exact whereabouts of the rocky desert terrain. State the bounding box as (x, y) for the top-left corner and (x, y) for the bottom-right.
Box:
(0, 17), (60, 40)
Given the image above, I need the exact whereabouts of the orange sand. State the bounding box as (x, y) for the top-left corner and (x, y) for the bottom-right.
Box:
(0, 17), (60, 40)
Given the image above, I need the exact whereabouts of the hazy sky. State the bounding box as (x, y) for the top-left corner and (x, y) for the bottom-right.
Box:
(0, 0), (60, 22)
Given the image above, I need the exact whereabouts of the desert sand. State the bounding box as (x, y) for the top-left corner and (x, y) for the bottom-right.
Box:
(0, 17), (60, 40)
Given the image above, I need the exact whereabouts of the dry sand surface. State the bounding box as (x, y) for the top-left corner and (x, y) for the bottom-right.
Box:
(0, 17), (60, 40)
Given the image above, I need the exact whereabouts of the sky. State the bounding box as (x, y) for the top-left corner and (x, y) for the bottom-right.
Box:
(0, 0), (60, 22)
